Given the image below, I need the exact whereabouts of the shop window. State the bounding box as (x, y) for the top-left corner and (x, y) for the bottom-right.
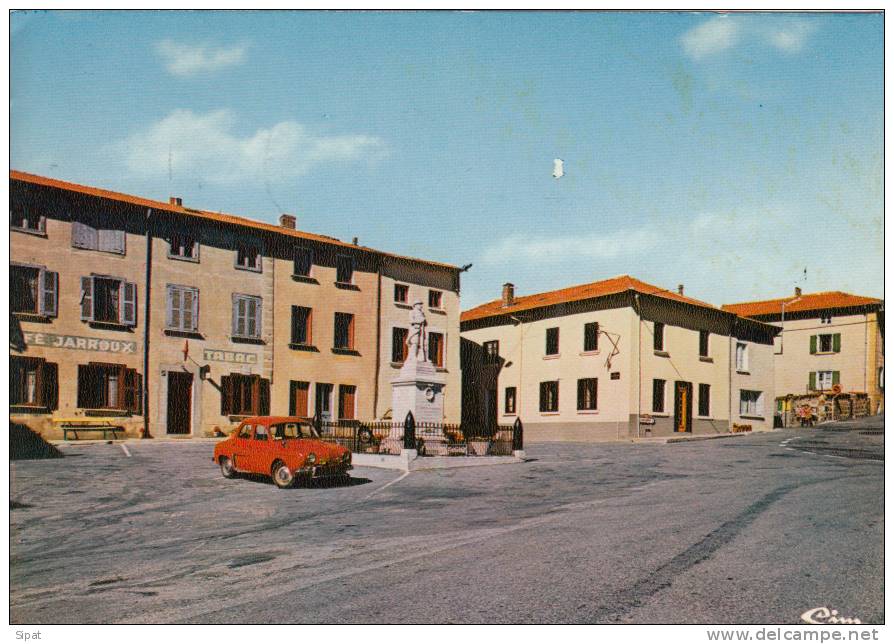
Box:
(77, 363), (141, 413)
(10, 357), (58, 409)
(220, 374), (270, 416)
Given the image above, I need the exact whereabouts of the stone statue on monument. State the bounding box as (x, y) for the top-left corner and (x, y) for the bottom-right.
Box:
(405, 299), (428, 363)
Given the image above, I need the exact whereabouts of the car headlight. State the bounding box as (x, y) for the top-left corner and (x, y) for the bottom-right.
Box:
(305, 452), (317, 465)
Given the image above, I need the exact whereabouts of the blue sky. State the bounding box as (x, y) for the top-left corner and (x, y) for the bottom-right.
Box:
(11, 11), (883, 308)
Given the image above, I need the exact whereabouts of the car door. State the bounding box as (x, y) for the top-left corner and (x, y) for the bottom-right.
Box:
(231, 422), (254, 471)
(246, 423), (273, 473)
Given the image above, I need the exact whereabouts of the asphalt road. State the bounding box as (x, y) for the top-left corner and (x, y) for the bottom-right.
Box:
(10, 417), (884, 624)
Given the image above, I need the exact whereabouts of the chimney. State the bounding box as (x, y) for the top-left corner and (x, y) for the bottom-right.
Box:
(352, 237), (359, 246)
(279, 213), (296, 230)
(795, 286), (802, 297)
(677, 284), (684, 295)
(169, 197), (182, 206)
(502, 283), (515, 307)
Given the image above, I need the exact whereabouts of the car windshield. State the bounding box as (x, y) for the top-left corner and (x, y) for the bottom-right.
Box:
(271, 422), (320, 440)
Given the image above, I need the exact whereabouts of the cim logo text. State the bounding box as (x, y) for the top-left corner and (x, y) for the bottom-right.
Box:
(801, 606), (862, 625)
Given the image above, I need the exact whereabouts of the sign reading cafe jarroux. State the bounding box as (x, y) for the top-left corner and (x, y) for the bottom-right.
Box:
(23, 332), (137, 354)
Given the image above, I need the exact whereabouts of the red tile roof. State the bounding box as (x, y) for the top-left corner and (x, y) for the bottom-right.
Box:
(461, 275), (720, 323)
(721, 292), (882, 318)
(10, 170), (460, 271)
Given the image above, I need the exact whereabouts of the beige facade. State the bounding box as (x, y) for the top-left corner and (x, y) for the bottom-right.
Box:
(460, 277), (778, 442)
(730, 322), (777, 431)
(10, 171), (462, 440)
(722, 291), (884, 415)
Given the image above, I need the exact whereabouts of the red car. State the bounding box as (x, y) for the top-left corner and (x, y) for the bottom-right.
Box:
(213, 416), (352, 488)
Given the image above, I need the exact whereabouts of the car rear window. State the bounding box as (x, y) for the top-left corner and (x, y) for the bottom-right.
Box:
(272, 423), (303, 439)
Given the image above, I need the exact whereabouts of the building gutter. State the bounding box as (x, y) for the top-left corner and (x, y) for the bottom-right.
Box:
(141, 208), (153, 438)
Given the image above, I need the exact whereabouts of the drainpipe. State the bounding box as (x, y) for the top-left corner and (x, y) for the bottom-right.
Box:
(634, 292), (642, 438)
(372, 259), (382, 419)
(141, 208), (153, 438)
(728, 316), (734, 431)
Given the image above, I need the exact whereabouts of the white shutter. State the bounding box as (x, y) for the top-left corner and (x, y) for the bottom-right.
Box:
(39, 270), (58, 317)
(98, 229), (125, 254)
(191, 288), (199, 331)
(121, 281), (137, 326)
(166, 286), (177, 329)
(72, 222), (98, 249)
(80, 276), (94, 321)
(253, 298), (262, 338)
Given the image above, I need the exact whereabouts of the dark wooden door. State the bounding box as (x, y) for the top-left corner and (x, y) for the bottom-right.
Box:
(167, 371), (193, 435)
(315, 383), (333, 422)
(674, 381), (693, 433)
(485, 388), (498, 431)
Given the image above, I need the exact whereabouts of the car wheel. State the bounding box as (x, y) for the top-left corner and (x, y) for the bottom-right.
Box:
(219, 457), (237, 479)
(272, 461), (295, 489)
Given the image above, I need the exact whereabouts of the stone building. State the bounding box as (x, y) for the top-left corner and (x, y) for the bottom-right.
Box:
(10, 171), (462, 439)
(722, 289), (884, 415)
(460, 276), (778, 441)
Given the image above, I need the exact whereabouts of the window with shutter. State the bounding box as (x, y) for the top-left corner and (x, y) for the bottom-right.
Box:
(832, 333), (841, 353)
(289, 381), (310, 416)
(169, 234), (199, 261)
(699, 331), (709, 357)
(167, 285), (199, 332)
(232, 294), (262, 338)
(334, 313), (354, 349)
(40, 270), (58, 317)
(11, 357), (56, 408)
(220, 375), (232, 415)
(336, 255), (354, 284)
(338, 385), (356, 420)
(577, 378), (598, 411)
(98, 229), (126, 254)
(654, 323), (665, 351)
(10, 207), (46, 233)
(584, 322), (599, 352)
(545, 327), (559, 356)
(539, 381), (559, 412)
(11, 265), (40, 314)
(428, 332), (444, 367)
(235, 243), (262, 271)
(392, 328), (408, 362)
(291, 306), (312, 345)
(810, 335), (817, 354)
(294, 247), (313, 277)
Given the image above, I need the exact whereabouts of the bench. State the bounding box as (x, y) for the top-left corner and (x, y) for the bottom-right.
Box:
(52, 418), (124, 441)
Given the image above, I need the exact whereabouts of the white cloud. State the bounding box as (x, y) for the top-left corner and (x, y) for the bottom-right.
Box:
(114, 109), (387, 184)
(681, 16), (740, 60)
(481, 228), (658, 265)
(681, 16), (817, 60)
(155, 39), (247, 76)
(766, 22), (816, 53)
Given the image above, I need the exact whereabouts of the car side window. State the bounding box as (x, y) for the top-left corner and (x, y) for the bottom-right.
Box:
(254, 424), (268, 441)
(273, 423), (301, 439)
(238, 423), (252, 439)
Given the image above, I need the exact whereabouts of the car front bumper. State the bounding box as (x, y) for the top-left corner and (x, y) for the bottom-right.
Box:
(298, 463), (353, 478)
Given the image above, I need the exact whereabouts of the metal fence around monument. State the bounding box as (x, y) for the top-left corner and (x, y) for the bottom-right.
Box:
(315, 415), (520, 457)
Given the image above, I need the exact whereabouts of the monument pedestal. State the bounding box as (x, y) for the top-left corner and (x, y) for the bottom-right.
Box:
(384, 358), (447, 455)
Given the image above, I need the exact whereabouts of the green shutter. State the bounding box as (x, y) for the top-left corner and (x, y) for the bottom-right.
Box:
(832, 371), (840, 386)
(809, 372), (817, 391)
(833, 333), (841, 353)
(809, 335), (817, 354)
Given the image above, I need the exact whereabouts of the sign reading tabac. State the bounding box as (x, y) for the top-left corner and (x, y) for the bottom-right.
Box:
(23, 332), (137, 354)
(203, 348), (258, 365)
